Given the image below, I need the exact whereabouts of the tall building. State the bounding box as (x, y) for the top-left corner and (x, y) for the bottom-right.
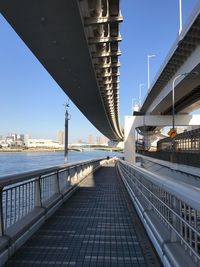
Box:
(88, 135), (94, 144)
(96, 135), (108, 145)
(19, 134), (25, 142)
(96, 136), (100, 145)
(99, 135), (108, 145)
(11, 133), (17, 141)
(56, 130), (65, 145)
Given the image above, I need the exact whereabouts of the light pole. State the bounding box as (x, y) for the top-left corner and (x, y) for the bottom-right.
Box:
(139, 83), (145, 106)
(64, 101), (71, 163)
(172, 71), (199, 129)
(172, 73), (191, 131)
(131, 98), (137, 113)
(147, 54), (156, 90)
(179, 0), (183, 35)
(171, 72), (199, 157)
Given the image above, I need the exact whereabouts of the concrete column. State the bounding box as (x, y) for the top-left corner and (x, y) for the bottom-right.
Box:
(124, 116), (136, 164)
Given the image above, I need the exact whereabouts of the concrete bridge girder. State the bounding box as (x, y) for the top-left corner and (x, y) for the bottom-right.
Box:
(0, 0), (123, 141)
(147, 47), (200, 115)
(141, 3), (200, 117)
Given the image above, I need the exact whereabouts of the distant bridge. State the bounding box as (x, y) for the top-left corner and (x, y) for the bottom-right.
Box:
(69, 144), (123, 152)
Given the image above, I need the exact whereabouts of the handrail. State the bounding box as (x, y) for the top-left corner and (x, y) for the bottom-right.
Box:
(0, 158), (105, 237)
(0, 158), (104, 187)
(119, 159), (200, 211)
(117, 158), (200, 266)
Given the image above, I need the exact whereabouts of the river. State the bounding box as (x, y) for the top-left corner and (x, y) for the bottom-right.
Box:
(0, 150), (122, 177)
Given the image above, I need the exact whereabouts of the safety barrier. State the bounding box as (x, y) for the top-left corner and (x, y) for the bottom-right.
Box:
(0, 158), (105, 265)
(117, 159), (200, 267)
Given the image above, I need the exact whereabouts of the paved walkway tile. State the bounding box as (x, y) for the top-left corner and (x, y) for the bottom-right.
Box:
(4, 165), (162, 267)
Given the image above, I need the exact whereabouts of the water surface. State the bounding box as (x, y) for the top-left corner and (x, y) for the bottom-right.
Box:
(0, 150), (121, 177)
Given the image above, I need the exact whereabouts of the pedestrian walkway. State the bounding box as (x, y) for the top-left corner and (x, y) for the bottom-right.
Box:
(4, 165), (161, 267)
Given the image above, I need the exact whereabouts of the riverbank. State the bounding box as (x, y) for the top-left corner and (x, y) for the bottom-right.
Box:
(0, 148), (67, 153)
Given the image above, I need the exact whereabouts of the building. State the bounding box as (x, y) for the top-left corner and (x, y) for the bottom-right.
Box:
(27, 139), (64, 149)
(56, 130), (65, 145)
(88, 135), (94, 144)
(96, 135), (108, 145)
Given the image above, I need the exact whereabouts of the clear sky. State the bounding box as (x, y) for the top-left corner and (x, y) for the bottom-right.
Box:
(0, 0), (198, 142)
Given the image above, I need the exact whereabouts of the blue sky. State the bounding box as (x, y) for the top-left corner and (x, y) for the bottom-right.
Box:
(0, 0), (198, 142)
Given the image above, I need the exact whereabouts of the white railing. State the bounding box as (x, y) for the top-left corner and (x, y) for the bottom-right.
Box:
(0, 158), (104, 236)
(117, 159), (200, 267)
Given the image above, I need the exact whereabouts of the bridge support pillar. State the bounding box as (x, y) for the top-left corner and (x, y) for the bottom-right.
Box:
(124, 116), (136, 164)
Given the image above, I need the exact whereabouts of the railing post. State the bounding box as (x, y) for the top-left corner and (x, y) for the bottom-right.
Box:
(35, 177), (42, 207)
(0, 188), (4, 236)
(83, 164), (86, 177)
(56, 171), (61, 194)
(170, 196), (178, 242)
(80, 165), (83, 178)
(75, 166), (79, 181)
(66, 169), (70, 186)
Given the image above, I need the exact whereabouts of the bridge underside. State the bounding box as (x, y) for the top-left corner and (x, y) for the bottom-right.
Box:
(0, 0), (123, 141)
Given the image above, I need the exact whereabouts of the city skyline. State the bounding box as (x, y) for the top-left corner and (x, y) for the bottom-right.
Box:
(0, 0), (198, 141)
(0, 131), (109, 145)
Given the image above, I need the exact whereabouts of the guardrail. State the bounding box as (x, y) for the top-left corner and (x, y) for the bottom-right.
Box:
(138, 150), (200, 168)
(117, 159), (200, 267)
(0, 158), (105, 265)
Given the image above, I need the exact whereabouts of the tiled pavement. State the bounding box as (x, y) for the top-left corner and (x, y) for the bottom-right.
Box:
(4, 165), (162, 267)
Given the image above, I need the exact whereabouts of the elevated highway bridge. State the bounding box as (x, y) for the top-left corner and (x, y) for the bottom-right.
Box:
(0, 0), (123, 141)
(1, 1), (200, 267)
(140, 1), (200, 116)
(125, 2), (200, 165)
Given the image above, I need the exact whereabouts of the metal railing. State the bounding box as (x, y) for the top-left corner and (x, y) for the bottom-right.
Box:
(117, 159), (200, 266)
(157, 128), (200, 153)
(137, 150), (200, 168)
(0, 158), (104, 236)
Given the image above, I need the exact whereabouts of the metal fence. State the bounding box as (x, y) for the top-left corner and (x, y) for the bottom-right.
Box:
(0, 159), (103, 236)
(138, 150), (200, 168)
(117, 159), (200, 266)
(157, 128), (200, 153)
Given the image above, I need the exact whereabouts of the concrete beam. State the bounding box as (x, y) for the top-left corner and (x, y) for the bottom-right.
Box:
(84, 16), (123, 25)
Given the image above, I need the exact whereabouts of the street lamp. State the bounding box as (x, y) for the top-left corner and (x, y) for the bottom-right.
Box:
(64, 101), (71, 163)
(147, 54), (156, 90)
(179, 0), (183, 35)
(172, 71), (199, 128)
(172, 72), (196, 130)
(139, 83), (145, 106)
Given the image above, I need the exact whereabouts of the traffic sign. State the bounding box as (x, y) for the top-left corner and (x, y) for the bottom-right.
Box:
(168, 128), (177, 138)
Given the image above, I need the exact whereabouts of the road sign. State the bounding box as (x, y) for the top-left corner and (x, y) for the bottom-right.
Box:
(168, 128), (177, 138)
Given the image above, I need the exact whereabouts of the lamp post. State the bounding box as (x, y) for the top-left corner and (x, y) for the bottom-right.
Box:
(179, 0), (182, 35)
(171, 71), (199, 157)
(64, 101), (71, 163)
(172, 73), (191, 131)
(131, 98), (136, 113)
(147, 54), (156, 90)
(172, 71), (199, 129)
(171, 73), (187, 160)
(139, 83), (145, 106)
